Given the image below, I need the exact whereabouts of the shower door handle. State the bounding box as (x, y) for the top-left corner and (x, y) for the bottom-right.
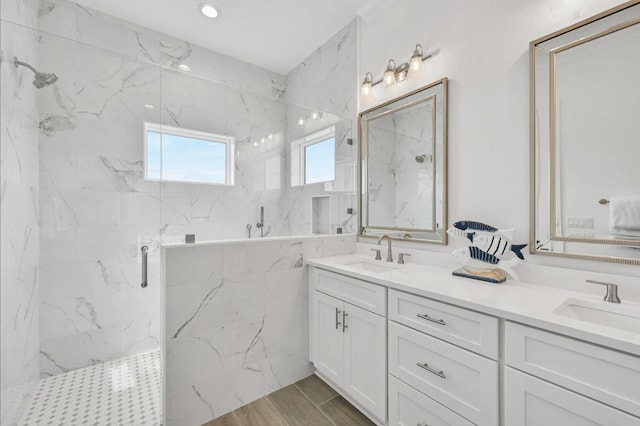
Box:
(141, 246), (148, 288)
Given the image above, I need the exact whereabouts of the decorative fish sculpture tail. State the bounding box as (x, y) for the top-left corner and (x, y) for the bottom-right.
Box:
(453, 220), (514, 241)
(468, 234), (527, 260)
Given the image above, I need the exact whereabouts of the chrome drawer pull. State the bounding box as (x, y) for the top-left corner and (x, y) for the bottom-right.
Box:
(335, 308), (342, 329)
(342, 311), (348, 332)
(416, 361), (446, 379)
(416, 313), (446, 326)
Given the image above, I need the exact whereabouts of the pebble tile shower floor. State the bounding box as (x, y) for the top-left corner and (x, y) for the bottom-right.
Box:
(19, 350), (161, 426)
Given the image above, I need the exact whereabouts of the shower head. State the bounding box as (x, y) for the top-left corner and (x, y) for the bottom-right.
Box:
(14, 57), (58, 88)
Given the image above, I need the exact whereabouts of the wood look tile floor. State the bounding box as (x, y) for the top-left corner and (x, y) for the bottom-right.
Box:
(202, 375), (375, 426)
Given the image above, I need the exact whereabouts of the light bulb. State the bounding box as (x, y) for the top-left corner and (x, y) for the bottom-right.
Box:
(298, 118), (305, 126)
(410, 44), (424, 74)
(268, 133), (273, 140)
(361, 72), (373, 97)
(253, 141), (258, 147)
(311, 112), (319, 120)
(384, 60), (396, 87)
(384, 70), (395, 86)
(261, 137), (265, 144)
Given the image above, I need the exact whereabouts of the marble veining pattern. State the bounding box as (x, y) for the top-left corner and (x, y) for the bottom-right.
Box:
(1, 4), (42, 425)
(2, 0), (359, 400)
(164, 235), (356, 426)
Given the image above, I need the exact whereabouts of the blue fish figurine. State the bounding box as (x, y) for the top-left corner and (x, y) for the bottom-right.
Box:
(453, 220), (514, 241)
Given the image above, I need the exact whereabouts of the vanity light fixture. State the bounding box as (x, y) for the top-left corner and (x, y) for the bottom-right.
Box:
(410, 44), (424, 72)
(383, 60), (396, 86)
(361, 72), (373, 96)
(200, 3), (220, 19)
(361, 44), (431, 96)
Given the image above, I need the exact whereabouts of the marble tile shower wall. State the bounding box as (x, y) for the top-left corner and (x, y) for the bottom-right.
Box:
(27, 0), (358, 379)
(367, 105), (445, 230)
(34, 26), (289, 376)
(164, 235), (356, 425)
(36, 29), (165, 378)
(283, 20), (359, 235)
(0, 1), (42, 424)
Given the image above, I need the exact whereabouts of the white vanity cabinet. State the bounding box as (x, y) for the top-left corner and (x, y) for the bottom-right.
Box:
(309, 261), (640, 426)
(504, 321), (640, 425)
(388, 289), (499, 426)
(310, 268), (387, 423)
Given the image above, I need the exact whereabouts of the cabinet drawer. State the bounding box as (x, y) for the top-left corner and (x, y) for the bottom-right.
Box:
(389, 289), (499, 359)
(505, 321), (640, 417)
(388, 321), (498, 425)
(314, 268), (386, 315)
(505, 367), (640, 426)
(389, 375), (474, 426)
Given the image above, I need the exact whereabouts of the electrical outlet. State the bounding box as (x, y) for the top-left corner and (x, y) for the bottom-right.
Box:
(567, 217), (594, 228)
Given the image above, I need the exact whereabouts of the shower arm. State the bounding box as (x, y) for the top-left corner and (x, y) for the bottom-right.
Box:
(14, 57), (41, 75)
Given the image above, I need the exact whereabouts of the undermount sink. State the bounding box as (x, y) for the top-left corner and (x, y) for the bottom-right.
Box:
(553, 298), (640, 334)
(344, 261), (398, 274)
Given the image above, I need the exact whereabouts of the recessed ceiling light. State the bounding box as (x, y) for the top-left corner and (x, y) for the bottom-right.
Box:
(200, 3), (220, 19)
(178, 64), (191, 71)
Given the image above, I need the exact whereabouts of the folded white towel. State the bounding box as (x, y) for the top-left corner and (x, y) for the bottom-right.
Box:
(609, 196), (640, 237)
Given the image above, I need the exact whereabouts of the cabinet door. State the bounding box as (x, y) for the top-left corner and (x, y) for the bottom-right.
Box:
(314, 291), (344, 385)
(343, 302), (387, 423)
(505, 367), (640, 426)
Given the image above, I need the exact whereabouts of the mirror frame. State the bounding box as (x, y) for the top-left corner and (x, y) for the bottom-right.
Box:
(358, 78), (448, 245)
(529, 1), (640, 265)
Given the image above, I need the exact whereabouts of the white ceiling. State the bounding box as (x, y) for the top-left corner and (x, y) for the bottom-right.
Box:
(73, 0), (377, 75)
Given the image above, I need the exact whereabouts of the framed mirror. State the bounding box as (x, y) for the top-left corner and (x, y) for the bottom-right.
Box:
(530, 2), (640, 264)
(359, 78), (448, 244)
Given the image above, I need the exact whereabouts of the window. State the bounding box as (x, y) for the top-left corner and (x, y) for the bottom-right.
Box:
(291, 126), (335, 186)
(144, 122), (234, 185)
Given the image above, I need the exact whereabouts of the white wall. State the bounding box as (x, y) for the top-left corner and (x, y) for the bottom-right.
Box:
(358, 0), (640, 277)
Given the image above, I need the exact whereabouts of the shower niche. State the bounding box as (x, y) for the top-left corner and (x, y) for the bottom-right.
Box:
(312, 195), (331, 234)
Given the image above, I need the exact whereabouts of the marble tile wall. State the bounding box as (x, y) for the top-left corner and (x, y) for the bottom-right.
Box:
(1, 0), (359, 391)
(283, 20), (359, 235)
(367, 103), (445, 231)
(0, 2), (42, 424)
(164, 234), (356, 426)
(36, 29), (164, 377)
(30, 0), (359, 380)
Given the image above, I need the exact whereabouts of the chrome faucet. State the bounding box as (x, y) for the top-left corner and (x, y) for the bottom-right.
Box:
(587, 280), (621, 303)
(377, 234), (393, 262)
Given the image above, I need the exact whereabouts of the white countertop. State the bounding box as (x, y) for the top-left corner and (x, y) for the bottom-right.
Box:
(306, 254), (640, 356)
